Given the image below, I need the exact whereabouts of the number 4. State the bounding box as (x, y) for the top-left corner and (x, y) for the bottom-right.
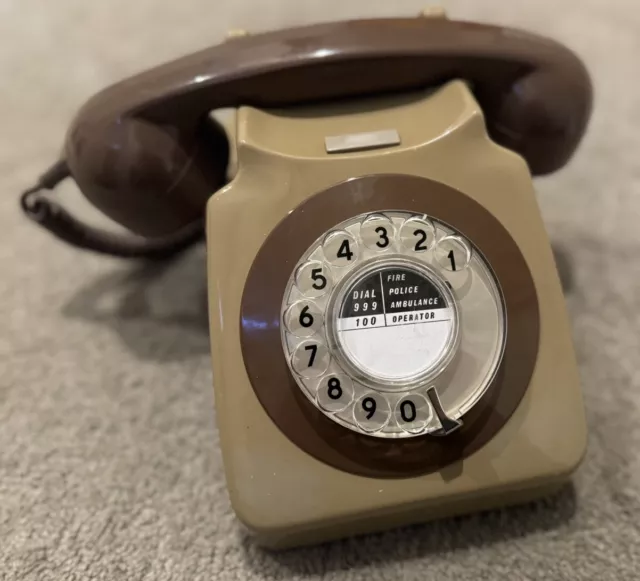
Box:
(337, 239), (354, 261)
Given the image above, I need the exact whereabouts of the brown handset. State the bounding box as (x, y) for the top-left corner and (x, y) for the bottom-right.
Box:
(21, 17), (591, 257)
(23, 15), (593, 548)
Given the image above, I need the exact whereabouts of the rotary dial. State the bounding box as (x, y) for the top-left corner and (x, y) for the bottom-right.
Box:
(281, 211), (505, 439)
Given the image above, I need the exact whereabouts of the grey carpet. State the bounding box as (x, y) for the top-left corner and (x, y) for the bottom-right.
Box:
(2, 0), (640, 579)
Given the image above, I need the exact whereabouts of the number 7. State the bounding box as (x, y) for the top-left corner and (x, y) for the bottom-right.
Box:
(304, 344), (318, 367)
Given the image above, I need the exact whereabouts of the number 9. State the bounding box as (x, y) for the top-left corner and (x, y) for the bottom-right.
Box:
(362, 396), (377, 419)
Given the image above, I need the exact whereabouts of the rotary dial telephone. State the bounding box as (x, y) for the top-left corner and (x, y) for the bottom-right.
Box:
(22, 15), (592, 548)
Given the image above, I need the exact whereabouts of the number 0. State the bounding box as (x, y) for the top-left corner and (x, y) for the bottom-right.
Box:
(400, 400), (417, 422)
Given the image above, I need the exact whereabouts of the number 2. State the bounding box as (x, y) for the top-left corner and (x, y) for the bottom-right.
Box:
(414, 229), (428, 251)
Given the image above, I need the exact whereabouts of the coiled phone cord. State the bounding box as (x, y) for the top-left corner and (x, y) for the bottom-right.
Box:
(20, 161), (204, 259)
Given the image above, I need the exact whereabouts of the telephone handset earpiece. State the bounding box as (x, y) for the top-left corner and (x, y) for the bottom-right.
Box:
(21, 17), (591, 257)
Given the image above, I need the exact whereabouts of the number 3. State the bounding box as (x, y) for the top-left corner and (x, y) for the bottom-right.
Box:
(375, 226), (389, 248)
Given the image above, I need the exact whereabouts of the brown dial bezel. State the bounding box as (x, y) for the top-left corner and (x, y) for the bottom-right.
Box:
(239, 174), (539, 478)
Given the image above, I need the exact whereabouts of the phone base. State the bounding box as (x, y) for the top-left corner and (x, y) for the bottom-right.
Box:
(207, 81), (586, 549)
(247, 481), (569, 549)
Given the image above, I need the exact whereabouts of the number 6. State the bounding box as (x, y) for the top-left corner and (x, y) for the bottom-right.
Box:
(298, 305), (314, 328)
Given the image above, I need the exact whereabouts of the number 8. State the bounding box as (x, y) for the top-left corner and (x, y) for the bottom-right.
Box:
(327, 377), (342, 400)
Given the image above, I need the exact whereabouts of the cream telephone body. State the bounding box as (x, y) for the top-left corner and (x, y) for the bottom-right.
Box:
(208, 81), (586, 547)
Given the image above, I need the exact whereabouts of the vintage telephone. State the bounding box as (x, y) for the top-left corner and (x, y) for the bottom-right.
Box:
(22, 15), (592, 548)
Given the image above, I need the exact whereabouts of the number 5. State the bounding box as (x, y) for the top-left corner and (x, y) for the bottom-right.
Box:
(311, 268), (327, 290)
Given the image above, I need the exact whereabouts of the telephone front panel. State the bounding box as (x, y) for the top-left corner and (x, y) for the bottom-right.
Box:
(206, 82), (586, 547)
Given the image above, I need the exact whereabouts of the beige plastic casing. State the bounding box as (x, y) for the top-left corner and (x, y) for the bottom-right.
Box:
(206, 81), (587, 549)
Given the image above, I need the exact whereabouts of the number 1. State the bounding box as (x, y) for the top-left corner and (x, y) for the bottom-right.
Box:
(448, 249), (457, 271)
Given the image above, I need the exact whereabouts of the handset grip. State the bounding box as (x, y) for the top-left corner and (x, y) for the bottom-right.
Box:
(79, 18), (591, 171)
(61, 18), (591, 239)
